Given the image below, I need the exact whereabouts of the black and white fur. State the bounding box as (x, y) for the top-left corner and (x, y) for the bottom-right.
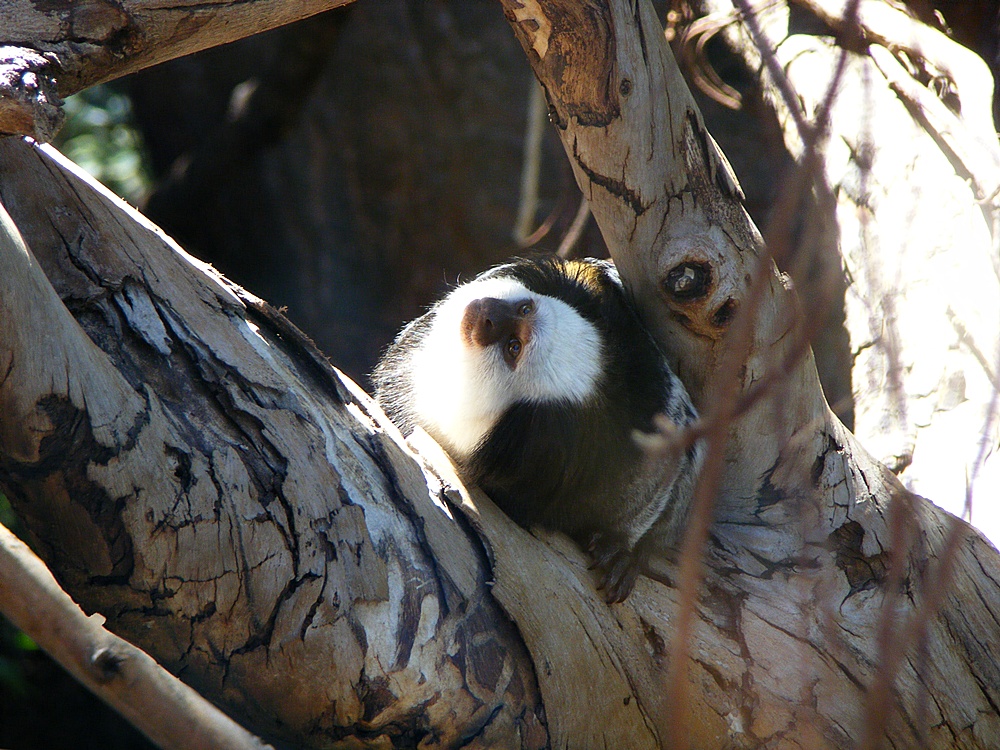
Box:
(373, 256), (701, 601)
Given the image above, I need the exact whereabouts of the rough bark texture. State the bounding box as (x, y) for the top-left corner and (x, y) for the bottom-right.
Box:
(0, 46), (64, 140)
(1, 0), (999, 748)
(0, 141), (546, 748)
(0, 523), (272, 750)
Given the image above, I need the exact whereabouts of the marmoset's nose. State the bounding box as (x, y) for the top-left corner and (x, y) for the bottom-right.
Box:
(461, 297), (517, 348)
(461, 297), (534, 369)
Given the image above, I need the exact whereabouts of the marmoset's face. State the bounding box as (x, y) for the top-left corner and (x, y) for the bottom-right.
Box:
(409, 274), (603, 458)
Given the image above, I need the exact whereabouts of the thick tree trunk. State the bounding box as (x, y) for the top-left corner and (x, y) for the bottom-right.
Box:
(1, 1), (999, 748)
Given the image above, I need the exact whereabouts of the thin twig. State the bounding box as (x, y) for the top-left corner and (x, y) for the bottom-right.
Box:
(556, 196), (591, 258)
(0, 523), (272, 750)
(860, 487), (917, 750)
(796, 0), (997, 148)
(665, 186), (778, 750)
(664, 3), (859, 746)
(946, 307), (1000, 389)
(513, 80), (547, 244)
(680, 11), (744, 109)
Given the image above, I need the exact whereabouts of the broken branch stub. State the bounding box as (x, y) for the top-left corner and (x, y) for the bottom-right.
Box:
(0, 46), (64, 140)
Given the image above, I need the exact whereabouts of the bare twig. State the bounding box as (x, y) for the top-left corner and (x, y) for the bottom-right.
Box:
(555, 196), (591, 258)
(868, 43), (1000, 211)
(664, 224), (772, 749)
(966, 349), (1000, 524)
(731, 0), (860, 154)
(0, 523), (273, 750)
(664, 7), (857, 744)
(514, 80), (548, 244)
(0, 0), (360, 135)
(679, 12), (744, 109)
(795, 0), (997, 149)
(947, 307), (1000, 390)
(860, 488), (918, 749)
(729, 0), (816, 143)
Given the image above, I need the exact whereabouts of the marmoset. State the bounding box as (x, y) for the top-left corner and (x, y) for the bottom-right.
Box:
(373, 256), (702, 601)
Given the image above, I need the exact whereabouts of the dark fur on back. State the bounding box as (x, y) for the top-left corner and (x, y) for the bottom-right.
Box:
(465, 258), (680, 536)
(372, 317), (431, 437)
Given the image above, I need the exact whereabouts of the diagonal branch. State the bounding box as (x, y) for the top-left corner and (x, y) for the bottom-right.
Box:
(0, 522), (272, 750)
(0, 139), (545, 747)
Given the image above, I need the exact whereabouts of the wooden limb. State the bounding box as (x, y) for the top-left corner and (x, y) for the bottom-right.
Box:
(0, 154), (147, 464)
(514, 81), (548, 244)
(867, 42), (1000, 207)
(0, 138), (545, 747)
(0, 522), (272, 750)
(0, 0), (356, 140)
(796, 0), (998, 150)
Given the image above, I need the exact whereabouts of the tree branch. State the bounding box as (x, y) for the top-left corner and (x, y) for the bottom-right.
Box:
(499, 1), (1000, 746)
(0, 2), (999, 747)
(0, 0), (356, 139)
(0, 522), (272, 750)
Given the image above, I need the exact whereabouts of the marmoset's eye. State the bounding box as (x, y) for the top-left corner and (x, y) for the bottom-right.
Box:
(518, 301), (533, 316)
(507, 337), (522, 360)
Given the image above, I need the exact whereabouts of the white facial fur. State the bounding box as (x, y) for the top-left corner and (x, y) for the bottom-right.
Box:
(410, 275), (603, 457)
